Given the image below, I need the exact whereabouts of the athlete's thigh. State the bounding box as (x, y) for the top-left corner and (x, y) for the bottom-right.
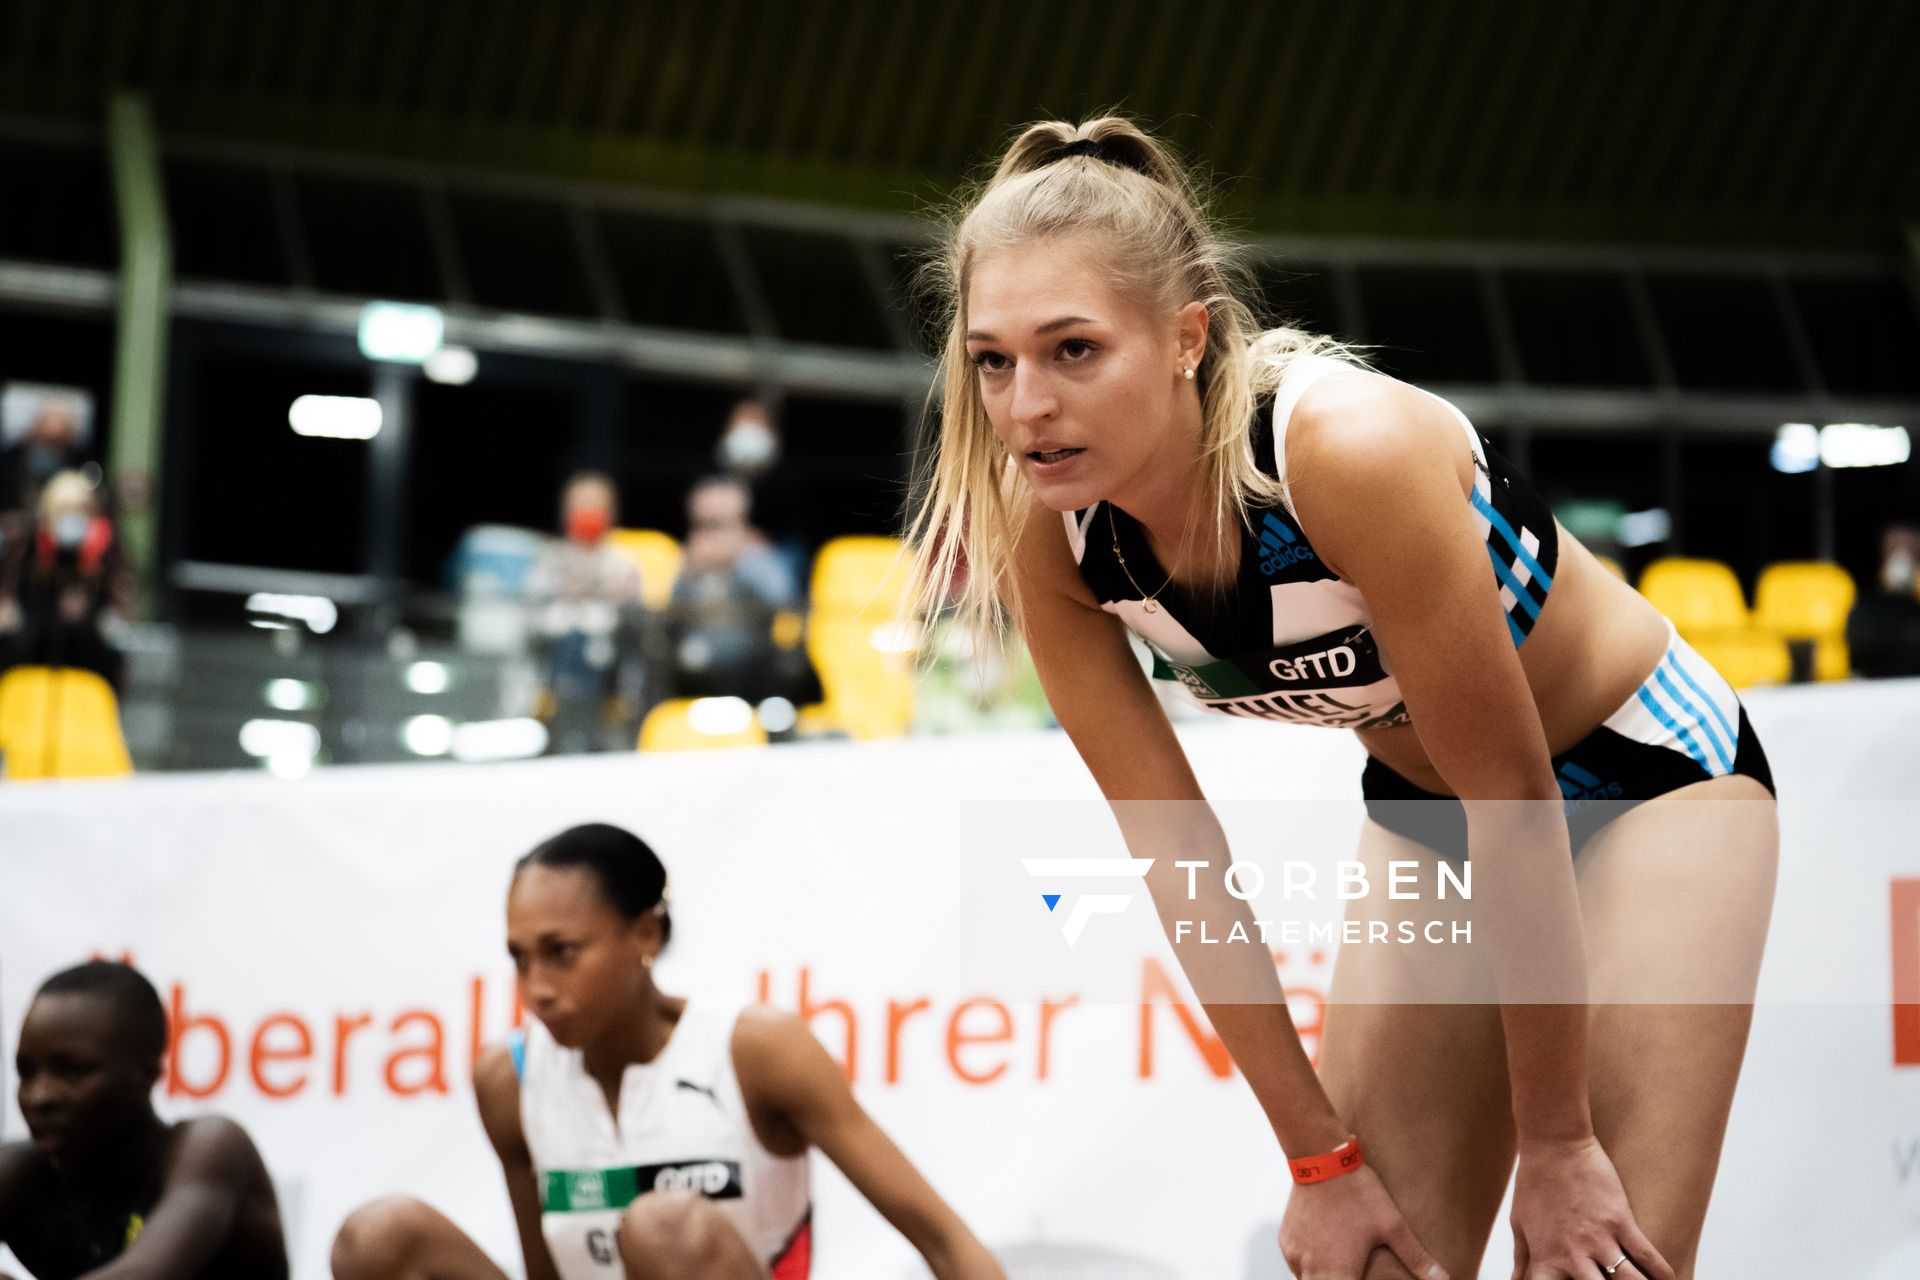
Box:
(331, 1196), (511, 1280)
(1318, 820), (1515, 1280)
(617, 1191), (769, 1280)
(1576, 775), (1779, 1278)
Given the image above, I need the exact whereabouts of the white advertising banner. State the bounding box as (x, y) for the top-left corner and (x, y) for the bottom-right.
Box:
(4, 679), (1919, 1279)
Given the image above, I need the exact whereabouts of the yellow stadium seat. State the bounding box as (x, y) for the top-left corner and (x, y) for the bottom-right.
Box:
(608, 528), (683, 610)
(0, 666), (133, 780)
(1688, 631), (1793, 690)
(805, 536), (918, 739)
(1637, 557), (1751, 638)
(637, 697), (768, 751)
(809, 536), (915, 616)
(1754, 561), (1855, 680)
(1635, 557), (1793, 688)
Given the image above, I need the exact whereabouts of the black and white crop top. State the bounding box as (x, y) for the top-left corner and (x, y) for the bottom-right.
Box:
(1064, 356), (1560, 730)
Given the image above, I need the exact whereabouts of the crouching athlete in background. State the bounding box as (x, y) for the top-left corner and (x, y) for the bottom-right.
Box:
(0, 961), (288, 1279)
(331, 823), (1003, 1280)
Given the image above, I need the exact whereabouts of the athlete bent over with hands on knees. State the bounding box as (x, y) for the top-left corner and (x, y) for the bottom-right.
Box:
(332, 823), (1002, 1280)
(906, 118), (1777, 1280)
(0, 962), (288, 1280)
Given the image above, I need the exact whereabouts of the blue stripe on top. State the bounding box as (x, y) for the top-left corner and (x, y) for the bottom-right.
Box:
(1485, 544), (1544, 620)
(1469, 487), (1554, 591)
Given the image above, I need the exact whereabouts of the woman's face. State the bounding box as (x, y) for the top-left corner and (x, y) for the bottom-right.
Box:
(965, 237), (1201, 513)
(506, 865), (657, 1049)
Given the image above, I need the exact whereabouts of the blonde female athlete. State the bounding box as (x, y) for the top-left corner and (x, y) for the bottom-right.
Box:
(331, 824), (1002, 1280)
(906, 118), (1778, 1280)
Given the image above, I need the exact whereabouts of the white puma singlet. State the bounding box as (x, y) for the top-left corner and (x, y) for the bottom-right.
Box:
(511, 999), (813, 1280)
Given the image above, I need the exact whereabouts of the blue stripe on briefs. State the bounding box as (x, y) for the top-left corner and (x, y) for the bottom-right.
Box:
(1666, 649), (1739, 753)
(1470, 488), (1553, 590)
(1485, 544), (1543, 619)
(1636, 684), (1712, 773)
(1655, 662), (1733, 774)
(1505, 612), (1525, 647)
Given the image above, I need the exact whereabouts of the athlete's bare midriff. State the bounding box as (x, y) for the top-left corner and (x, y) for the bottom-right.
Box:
(1355, 525), (1672, 794)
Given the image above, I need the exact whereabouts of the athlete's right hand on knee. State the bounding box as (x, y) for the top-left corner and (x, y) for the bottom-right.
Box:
(1278, 1164), (1448, 1280)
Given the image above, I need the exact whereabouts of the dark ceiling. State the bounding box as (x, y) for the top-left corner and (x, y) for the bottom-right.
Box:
(2, 0), (1917, 251)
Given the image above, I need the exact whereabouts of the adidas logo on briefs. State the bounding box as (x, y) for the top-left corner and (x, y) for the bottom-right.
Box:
(1556, 761), (1623, 814)
(1257, 513), (1316, 575)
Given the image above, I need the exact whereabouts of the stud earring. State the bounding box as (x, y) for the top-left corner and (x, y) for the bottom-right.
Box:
(1183, 366), (1195, 381)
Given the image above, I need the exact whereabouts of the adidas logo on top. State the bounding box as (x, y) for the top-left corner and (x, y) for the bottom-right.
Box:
(1258, 513), (1317, 575)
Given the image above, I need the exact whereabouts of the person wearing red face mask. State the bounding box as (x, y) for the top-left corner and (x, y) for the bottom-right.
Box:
(526, 474), (644, 754)
(330, 823), (1003, 1280)
(0, 471), (132, 690)
(0, 962), (287, 1280)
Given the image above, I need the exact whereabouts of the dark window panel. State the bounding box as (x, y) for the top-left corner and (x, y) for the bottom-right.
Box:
(741, 226), (895, 351)
(293, 174), (443, 302)
(182, 353), (370, 573)
(1676, 435), (1820, 584)
(596, 210), (749, 336)
(1644, 274), (1801, 393)
(1831, 462), (1920, 592)
(0, 309), (116, 459)
(1502, 271), (1652, 388)
(1788, 274), (1920, 398)
(616, 377), (752, 535)
(1250, 259), (1348, 342)
(0, 138), (116, 268)
(1354, 267), (1500, 384)
(164, 158), (291, 288)
(445, 191), (599, 319)
(1528, 432), (1665, 513)
(774, 395), (909, 543)
(882, 239), (943, 359)
(405, 375), (581, 585)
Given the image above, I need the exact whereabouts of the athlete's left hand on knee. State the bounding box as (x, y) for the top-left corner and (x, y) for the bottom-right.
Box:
(1510, 1134), (1675, 1280)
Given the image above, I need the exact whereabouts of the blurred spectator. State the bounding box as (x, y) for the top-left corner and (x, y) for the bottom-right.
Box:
(527, 472), (643, 753)
(1847, 524), (1920, 678)
(908, 529), (1053, 734)
(715, 399), (813, 571)
(668, 474), (804, 702)
(0, 400), (88, 516)
(0, 470), (131, 689)
(1, 402), (91, 590)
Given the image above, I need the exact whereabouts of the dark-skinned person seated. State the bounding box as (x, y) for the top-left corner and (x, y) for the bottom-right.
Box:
(0, 962), (287, 1280)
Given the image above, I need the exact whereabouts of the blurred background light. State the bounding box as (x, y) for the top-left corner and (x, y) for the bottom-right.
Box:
(357, 301), (445, 363)
(289, 394), (381, 440)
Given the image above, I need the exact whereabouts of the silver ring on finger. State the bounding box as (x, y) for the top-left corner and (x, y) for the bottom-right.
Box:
(1603, 1255), (1629, 1276)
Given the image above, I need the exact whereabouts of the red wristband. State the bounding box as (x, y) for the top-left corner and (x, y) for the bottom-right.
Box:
(1289, 1136), (1365, 1185)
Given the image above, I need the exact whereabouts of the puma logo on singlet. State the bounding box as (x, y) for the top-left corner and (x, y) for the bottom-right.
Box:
(675, 1078), (721, 1106)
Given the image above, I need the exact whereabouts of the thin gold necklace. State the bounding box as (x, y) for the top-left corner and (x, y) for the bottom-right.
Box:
(1107, 502), (1176, 613)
